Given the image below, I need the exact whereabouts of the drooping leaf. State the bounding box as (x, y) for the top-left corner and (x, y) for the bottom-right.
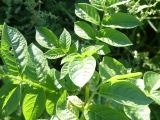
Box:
(99, 80), (152, 107)
(97, 28), (132, 47)
(99, 56), (127, 80)
(23, 44), (49, 83)
(61, 53), (81, 64)
(84, 104), (128, 120)
(46, 92), (60, 116)
(143, 71), (160, 92)
(0, 84), (21, 118)
(59, 28), (71, 52)
(1, 23), (28, 75)
(102, 12), (142, 29)
(35, 26), (59, 49)
(56, 90), (79, 120)
(81, 45), (103, 56)
(124, 105), (150, 120)
(96, 42), (111, 55)
(68, 56), (96, 87)
(74, 21), (96, 40)
(75, 3), (100, 25)
(89, 0), (106, 11)
(22, 87), (46, 120)
(44, 48), (66, 59)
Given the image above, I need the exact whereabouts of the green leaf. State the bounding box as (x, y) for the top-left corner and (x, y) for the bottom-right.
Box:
(75, 3), (100, 25)
(99, 80), (152, 107)
(61, 53), (81, 64)
(60, 62), (69, 79)
(96, 42), (111, 55)
(81, 45), (103, 56)
(74, 21), (96, 40)
(23, 44), (49, 82)
(22, 87), (46, 120)
(97, 28), (132, 47)
(44, 48), (66, 59)
(89, 0), (106, 11)
(124, 105), (150, 120)
(89, 71), (100, 91)
(149, 90), (160, 105)
(46, 92), (60, 116)
(56, 90), (79, 120)
(67, 96), (84, 109)
(0, 84), (21, 118)
(69, 56), (96, 87)
(35, 26), (59, 49)
(84, 104), (128, 120)
(1, 23), (28, 75)
(68, 41), (79, 54)
(102, 12), (142, 29)
(59, 28), (71, 52)
(99, 56), (127, 80)
(143, 71), (160, 92)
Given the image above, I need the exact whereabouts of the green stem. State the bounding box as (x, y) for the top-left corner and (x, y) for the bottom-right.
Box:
(4, 74), (55, 93)
(84, 84), (90, 104)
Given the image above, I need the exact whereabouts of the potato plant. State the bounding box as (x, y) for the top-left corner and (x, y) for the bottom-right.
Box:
(0, 0), (160, 120)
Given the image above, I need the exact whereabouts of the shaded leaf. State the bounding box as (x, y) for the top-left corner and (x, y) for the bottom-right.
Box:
(89, 0), (106, 11)
(96, 42), (111, 55)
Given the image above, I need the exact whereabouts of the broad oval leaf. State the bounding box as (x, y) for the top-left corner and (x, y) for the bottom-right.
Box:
(75, 3), (100, 25)
(0, 84), (21, 118)
(143, 71), (160, 92)
(1, 23), (28, 75)
(102, 12), (142, 29)
(124, 106), (150, 120)
(67, 96), (84, 109)
(59, 28), (71, 52)
(23, 44), (49, 83)
(35, 26), (59, 49)
(74, 21), (96, 40)
(107, 0), (131, 8)
(97, 28), (132, 47)
(99, 80), (152, 107)
(84, 104), (128, 120)
(99, 56), (127, 80)
(22, 87), (46, 120)
(69, 56), (96, 87)
(96, 42), (111, 55)
(89, 0), (106, 11)
(44, 48), (66, 59)
(60, 62), (69, 79)
(56, 90), (79, 120)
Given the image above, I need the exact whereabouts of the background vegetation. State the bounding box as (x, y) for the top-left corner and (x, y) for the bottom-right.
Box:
(0, 0), (160, 119)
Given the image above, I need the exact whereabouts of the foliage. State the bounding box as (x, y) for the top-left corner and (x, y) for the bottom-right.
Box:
(0, 0), (160, 120)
